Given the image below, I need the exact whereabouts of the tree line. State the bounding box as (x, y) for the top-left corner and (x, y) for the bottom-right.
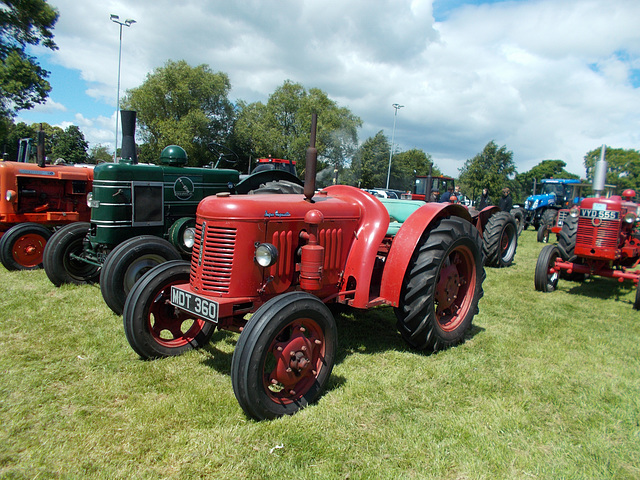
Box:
(2, 1), (640, 200)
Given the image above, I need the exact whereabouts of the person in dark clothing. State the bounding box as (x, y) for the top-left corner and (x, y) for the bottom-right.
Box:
(477, 188), (491, 210)
(440, 186), (455, 203)
(498, 187), (513, 212)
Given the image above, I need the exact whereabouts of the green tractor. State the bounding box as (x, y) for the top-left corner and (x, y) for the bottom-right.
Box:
(43, 111), (302, 315)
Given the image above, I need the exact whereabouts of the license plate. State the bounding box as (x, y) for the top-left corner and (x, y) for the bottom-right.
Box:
(580, 208), (619, 220)
(170, 286), (219, 323)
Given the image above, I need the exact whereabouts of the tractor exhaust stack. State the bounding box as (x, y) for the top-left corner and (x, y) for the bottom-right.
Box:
(120, 110), (138, 164)
(304, 113), (318, 202)
(593, 144), (607, 197)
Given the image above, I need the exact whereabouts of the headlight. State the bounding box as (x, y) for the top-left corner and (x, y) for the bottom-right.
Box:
(255, 243), (278, 267)
(624, 212), (636, 224)
(570, 206), (580, 218)
(87, 192), (100, 208)
(532, 200), (538, 209)
(5, 189), (16, 202)
(183, 227), (196, 249)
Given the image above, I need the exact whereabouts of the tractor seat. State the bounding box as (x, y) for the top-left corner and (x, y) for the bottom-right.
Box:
(378, 198), (423, 236)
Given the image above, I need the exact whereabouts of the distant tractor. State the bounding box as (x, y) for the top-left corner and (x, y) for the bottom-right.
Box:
(520, 178), (581, 236)
(122, 115), (487, 420)
(534, 149), (640, 308)
(43, 111), (302, 316)
(404, 172), (518, 268)
(0, 129), (93, 270)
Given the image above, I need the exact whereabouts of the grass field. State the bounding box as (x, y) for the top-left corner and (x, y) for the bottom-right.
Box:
(1, 229), (639, 479)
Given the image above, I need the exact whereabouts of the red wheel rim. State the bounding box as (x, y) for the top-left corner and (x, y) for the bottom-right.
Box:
(262, 319), (325, 404)
(12, 233), (47, 268)
(146, 282), (209, 348)
(434, 244), (476, 332)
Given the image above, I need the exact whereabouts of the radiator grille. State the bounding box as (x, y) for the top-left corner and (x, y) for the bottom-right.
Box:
(191, 222), (236, 294)
(576, 218), (619, 249)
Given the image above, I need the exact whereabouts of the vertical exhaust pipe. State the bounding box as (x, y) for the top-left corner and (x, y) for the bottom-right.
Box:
(37, 124), (45, 168)
(120, 110), (137, 164)
(304, 113), (318, 202)
(593, 144), (607, 197)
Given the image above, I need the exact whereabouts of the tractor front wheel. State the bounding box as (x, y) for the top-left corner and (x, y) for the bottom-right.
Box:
(231, 291), (337, 420)
(634, 284), (640, 310)
(537, 224), (550, 243)
(122, 260), (215, 359)
(534, 244), (561, 292)
(482, 211), (518, 268)
(0, 223), (51, 270)
(100, 236), (182, 315)
(43, 222), (99, 286)
(394, 217), (485, 351)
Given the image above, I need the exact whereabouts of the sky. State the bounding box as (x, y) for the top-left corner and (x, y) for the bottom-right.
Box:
(15, 0), (640, 178)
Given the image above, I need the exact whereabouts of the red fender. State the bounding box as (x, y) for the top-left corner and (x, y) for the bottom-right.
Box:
(324, 185), (390, 308)
(380, 203), (472, 307)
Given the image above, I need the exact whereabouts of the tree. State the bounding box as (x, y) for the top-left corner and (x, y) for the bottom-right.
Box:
(584, 146), (640, 193)
(345, 131), (390, 188)
(458, 141), (516, 203)
(88, 144), (113, 164)
(389, 148), (440, 192)
(233, 80), (362, 177)
(122, 60), (235, 166)
(0, 0), (59, 119)
(50, 125), (88, 163)
(515, 160), (579, 199)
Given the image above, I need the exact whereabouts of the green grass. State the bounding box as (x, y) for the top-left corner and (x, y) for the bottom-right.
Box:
(1, 229), (639, 479)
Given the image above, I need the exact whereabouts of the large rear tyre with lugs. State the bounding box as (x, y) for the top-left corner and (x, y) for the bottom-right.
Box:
(482, 211), (518, 268)
(0, 223), (51, 270)
(231, 291), (337, 420)
(100, 235), (182, 316)
(534, 244), (561, 292)
(122, 260), (216, 359)
(394, 217), (485, 351)
(42, 222), (99, 286)
(556, 216), (586, 281)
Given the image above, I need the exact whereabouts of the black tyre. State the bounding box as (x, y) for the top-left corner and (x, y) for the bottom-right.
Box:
(0, 223), (52, 271)
(231, 291), (337, 420)
(556, 216), (586, 281)
(100, 235), (182, 316)
(509, 208), (525, 236)
(248, 180), (304, 194)
(42, 222), (99, 286)
(482, 211), (518, 268)
(394, 217), (485, 351)
(634, 284), (640, 310)
(534, 244), (561, 292)
(537, 224), (550, 243)
(123, 260), (215, 359)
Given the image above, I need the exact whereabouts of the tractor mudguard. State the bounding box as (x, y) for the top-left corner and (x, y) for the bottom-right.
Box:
(380, 203), (472, 307)
(234, 170), (303, 194)
(471, 205), (500, 236)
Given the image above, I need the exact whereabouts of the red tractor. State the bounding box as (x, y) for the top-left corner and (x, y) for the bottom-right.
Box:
(0, 131), (93, 270)
(123, 115), (487, 420)
(403, 172), (518, 268)
(535, 186), (640, 308)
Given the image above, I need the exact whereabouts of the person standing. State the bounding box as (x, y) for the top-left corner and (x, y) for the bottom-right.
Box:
(477, 188), (491, 210)
(499, 187), (512, 212)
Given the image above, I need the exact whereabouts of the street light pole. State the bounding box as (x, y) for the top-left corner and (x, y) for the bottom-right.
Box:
(386, 103), (404, 189)
(110, 14), (136, 162)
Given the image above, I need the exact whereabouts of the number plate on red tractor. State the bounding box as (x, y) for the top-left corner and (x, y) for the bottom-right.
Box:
(170, 287), (219, 323)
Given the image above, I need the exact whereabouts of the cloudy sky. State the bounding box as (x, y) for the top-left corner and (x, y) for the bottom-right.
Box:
(16, 0), (640, 177)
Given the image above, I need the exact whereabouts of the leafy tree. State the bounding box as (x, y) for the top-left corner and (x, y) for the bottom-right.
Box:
(584, 146), (640, 193)
(233, 80), (361, 177)
(1, 120), (35, 160)
(88, 144), (113, 164)
(50, 125), (88, 163)
(345, 131), (390, 188)
(389, 148), (440, 192)
(458, 141), (516, 203)
(515, 160), (580, 199)
(122, 60), (235, 166)
(0, 0), (59, 119)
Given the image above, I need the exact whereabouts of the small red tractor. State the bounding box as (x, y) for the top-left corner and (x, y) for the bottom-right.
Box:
(535, 152), (640, 308)
(403, 171), (518, 268)
(123, 115), (487, 420)
(0, 130), (93, 270)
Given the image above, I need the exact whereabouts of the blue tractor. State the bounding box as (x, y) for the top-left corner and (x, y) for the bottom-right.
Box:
(522, 179), (582, 232)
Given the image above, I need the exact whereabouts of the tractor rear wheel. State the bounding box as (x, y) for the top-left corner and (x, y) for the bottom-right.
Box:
(634, 284), (640, 310)
(482, 211), (518, 268)
(231, 291), (337, 420)
(534, 244), (561, 292)
(537, 224), (550, 243)
(248, 180), (304, 194)
(0, 223), (51, 270)
(122, 260), (215, 358)
(394, 217), (485, 351)
(43, 222), (99, 286)
(100, 236), (182, 315)
(509, 208), (525, 236)
(556, 216), (586, 281)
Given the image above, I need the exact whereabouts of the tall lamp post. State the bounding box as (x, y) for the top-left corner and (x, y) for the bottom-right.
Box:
(386, 103), (404, 189)
(110, 14), (136, 162)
